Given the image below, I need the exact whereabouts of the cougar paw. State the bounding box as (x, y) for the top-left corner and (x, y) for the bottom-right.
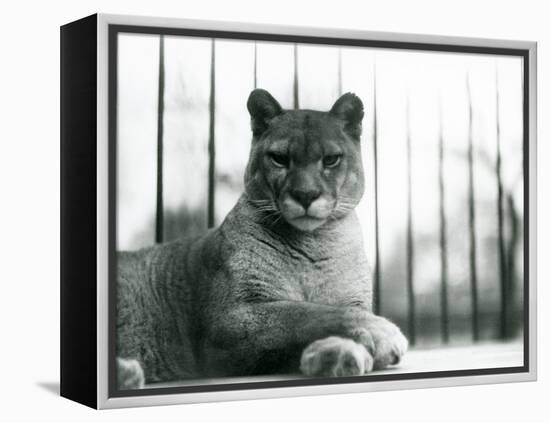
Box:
(367, 317), (408, 370)
(300, 336), (374, 377)
(117, 358), (145, 389)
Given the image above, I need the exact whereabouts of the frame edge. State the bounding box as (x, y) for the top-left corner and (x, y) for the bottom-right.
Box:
(60, 13), (99, 409)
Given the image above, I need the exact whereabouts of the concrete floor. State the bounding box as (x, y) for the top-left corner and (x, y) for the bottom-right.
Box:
(146, 341), (524, 389)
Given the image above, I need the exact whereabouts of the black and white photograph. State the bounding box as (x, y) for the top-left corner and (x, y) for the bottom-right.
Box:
(111, 25), (528, 395)
(5, 0), (549, 419)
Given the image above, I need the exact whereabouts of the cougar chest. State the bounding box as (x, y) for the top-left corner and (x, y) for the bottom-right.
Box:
(293, 255), (366, 306)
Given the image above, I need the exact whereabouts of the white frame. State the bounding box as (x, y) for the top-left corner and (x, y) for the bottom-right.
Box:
(96, 13), (537, 409)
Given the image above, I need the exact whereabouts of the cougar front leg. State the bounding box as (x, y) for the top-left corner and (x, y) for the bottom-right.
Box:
(362, 313), (408, 370)
(300, 313), (408, 377)
(201, 301), (385, 377)
(300, 336), (374, 377)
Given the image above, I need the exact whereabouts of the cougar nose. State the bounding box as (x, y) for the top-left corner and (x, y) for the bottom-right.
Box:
(290, 189), (321, 210)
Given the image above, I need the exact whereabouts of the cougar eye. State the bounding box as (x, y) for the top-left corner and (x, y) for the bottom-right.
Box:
(323, 154), (342, 168)
(269, 152), (290, 168)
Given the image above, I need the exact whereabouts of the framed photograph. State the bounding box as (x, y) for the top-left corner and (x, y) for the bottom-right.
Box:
(60, 13), (537, 409)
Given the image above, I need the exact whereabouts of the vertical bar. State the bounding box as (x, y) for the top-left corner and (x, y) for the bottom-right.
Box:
(466, 74), (479, 341)
(207, 39), (216, 228)
(155, 35), (165, 244)
(495, 66), (508, 339)
(405, 96), (415, 345)
(253, 42), (258, 90)
(372, 62), (381, 315)
(337, 48), (343, 96)
(293, 43), (299, 109)
(438, 99), (449, 343)
(505, 194), (518, 337)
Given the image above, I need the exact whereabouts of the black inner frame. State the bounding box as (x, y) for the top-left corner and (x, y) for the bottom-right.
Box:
(108, 23), (530, 399)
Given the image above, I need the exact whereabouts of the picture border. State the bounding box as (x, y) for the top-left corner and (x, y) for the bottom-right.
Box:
(97, 14), (536, 408)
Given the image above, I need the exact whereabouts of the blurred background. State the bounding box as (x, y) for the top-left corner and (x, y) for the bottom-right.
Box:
(116, 33), (524, 349)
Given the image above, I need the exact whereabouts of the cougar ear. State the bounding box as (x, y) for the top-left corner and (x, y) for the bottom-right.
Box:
(247, 89), (283, 137)
(330, 92), (364, 139)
